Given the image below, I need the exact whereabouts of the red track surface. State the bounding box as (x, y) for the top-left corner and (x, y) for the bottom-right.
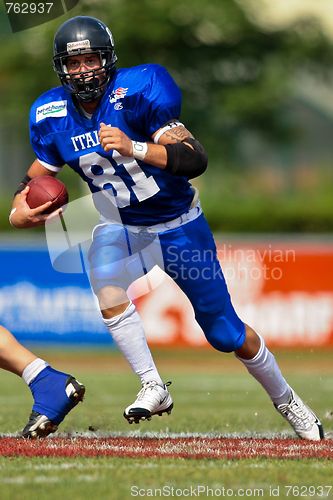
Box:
(0, 437), (332, 459)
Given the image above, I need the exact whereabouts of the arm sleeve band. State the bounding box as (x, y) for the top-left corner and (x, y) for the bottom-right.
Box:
(14, 175), (32, 197)
(164, 138), (208, 179)
(153, 120), (185, 144)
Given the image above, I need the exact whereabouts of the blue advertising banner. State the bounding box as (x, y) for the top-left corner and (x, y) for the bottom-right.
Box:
(0, 241), (113, 345)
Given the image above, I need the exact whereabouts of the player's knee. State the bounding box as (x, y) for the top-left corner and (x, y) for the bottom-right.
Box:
(206, 330), (244, 353)
(97, 285), (129, 316)
(197, 312), (246, 353)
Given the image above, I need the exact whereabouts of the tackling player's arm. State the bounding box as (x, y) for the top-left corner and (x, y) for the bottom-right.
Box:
(10, 159), (59, 229)
(98, 121), (208, 179)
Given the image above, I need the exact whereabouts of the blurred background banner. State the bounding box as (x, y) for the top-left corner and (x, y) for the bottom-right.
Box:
(0, 0), (332, 348)
(0, 241), (111, 345)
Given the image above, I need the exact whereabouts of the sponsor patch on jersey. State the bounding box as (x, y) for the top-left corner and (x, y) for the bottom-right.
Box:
(36, 101), (67, 123)
(109, 87), (128, 104)
(67, 39), (91, 53)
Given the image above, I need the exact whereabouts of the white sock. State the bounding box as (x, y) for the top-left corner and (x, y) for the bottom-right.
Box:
(237, 335), (291, 406)
(103, 302), (164, 386)
(22, 358), (49, 386)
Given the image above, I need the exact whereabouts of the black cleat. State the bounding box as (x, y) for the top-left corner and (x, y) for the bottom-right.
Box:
(22, 375), (85, 439)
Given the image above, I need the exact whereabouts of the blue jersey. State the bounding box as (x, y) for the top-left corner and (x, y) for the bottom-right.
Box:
(29, 64), (194, 226)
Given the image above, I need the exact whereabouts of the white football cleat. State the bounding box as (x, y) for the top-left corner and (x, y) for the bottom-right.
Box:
(275, 390), (324, 441)
(124, 380), (173, 424)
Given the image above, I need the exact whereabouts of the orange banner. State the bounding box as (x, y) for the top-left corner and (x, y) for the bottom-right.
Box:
(132, 241), (333, 347)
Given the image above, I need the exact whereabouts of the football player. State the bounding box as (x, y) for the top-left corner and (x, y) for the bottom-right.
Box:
(10, 16), (323, 440)
(0, 325), (84, 438)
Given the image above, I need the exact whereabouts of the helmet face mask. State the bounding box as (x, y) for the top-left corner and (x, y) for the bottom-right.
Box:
(53, 16), (117, 102)
(55, 50), (112, 102)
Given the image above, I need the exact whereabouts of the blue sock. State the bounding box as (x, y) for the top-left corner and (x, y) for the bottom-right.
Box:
(29, 366), (74, 424)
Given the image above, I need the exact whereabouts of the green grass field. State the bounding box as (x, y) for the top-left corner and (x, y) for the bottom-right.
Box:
(0, 347), (332, 500)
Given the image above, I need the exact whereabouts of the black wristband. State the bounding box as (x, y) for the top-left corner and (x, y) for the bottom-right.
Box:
(14, 175), (31, 197)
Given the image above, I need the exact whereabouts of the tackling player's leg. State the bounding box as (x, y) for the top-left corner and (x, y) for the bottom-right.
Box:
(0, 325), (85, 438)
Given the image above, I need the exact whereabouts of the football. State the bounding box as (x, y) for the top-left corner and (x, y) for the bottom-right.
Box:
(26, 176), (68, 214)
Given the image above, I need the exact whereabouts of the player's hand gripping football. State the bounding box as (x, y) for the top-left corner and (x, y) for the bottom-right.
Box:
(99, 122), (134, 156)
(10, 186), (62, 228)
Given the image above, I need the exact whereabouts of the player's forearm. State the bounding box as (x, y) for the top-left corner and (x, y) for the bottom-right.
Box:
(131, 141), (167, 169)
(132, 139), (208, 179)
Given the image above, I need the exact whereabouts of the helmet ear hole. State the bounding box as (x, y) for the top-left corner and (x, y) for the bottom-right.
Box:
(53, 16), (117, 102)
